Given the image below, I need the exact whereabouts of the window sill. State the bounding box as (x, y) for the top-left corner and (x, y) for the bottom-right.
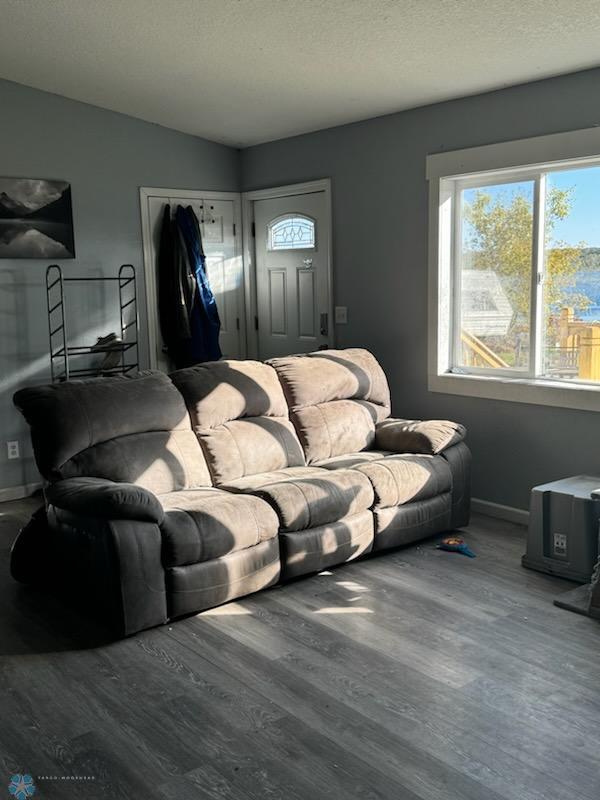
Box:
(429, 371), (600, 412)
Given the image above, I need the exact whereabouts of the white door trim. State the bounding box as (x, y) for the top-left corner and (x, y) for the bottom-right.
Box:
(139, 187), (245, 369)
(241, 179), (334, 359)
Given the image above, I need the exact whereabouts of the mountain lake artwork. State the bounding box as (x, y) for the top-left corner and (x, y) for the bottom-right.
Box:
(0, 177), (75, 258)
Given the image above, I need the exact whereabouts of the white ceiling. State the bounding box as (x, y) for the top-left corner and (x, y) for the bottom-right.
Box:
(1, 0), (600, 147)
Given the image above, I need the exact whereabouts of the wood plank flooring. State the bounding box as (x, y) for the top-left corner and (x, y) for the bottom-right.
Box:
(1, 498), (599, 799)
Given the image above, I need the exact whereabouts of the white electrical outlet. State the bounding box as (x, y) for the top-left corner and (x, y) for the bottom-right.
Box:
(7, 440), (20, 460)
(335, 306), (348, 324)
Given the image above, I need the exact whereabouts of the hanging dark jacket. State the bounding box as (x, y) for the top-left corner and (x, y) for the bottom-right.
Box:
(157, 204), (195, 346)
(175, 204), (222, 363)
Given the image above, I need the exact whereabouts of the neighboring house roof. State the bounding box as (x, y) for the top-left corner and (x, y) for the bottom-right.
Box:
(461, 270), (513, 337)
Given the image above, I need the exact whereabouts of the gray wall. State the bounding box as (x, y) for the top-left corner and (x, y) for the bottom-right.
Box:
(242, 68), (600, 511)
(0, 78), (240, 492)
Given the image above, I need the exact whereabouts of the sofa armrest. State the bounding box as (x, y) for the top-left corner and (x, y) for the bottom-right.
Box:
(375, 418), (466, 455)
(46, 477), (164, 524)
(46, 506), (168, 635)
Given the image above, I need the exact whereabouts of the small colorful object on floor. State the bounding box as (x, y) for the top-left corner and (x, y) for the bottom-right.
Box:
(437, 536), (476, 558)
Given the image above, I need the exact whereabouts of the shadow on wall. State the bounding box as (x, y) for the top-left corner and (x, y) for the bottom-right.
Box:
(1, 265), (134, 490)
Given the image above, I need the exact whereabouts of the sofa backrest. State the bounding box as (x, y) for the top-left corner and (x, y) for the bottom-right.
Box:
(268, 348), (391, 463)
(171, 359), (306, 484)
(14, 371), (211, 493)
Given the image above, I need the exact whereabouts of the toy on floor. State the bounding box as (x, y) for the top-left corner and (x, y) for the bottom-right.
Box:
(437, 536), (476, 558)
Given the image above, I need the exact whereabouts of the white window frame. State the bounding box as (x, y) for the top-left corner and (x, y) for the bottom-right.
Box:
(427, 126), (600, 413)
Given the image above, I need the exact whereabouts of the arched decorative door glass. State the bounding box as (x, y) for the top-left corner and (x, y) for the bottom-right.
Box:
(267, 214), (316, 251)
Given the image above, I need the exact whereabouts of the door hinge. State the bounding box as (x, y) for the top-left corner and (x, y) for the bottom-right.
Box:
(236, 317), (240, 331)
(251, 221), (256, 238)
(233, 223), (237, 236)
(254, 315), (259, 331)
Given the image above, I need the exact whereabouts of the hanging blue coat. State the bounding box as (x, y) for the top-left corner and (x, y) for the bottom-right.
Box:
(175, 205), (222, 363)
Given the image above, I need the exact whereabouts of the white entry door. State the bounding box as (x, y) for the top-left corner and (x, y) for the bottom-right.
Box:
(140, 188), (244, 369)
(251, 185), (332, 359)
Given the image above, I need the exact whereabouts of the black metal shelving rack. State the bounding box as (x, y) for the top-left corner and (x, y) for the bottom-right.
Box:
(46, 264), (140, 382)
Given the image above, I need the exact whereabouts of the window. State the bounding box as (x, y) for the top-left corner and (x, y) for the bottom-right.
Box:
(268, 214), (315, 251)
(457, 178), (535, 374)
(453, 166), (600, 382)
(428, 127), (600, 411)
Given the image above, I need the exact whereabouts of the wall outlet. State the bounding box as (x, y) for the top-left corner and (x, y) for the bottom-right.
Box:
(7, 440), (20, 460)
(335, 306), (348, 324)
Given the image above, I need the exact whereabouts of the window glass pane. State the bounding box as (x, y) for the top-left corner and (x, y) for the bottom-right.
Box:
(268, 215), (315, 250)
(541, 166), (600, 383)
(457, 181), (534, 371)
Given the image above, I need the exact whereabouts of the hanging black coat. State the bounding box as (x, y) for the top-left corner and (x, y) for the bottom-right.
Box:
(157, 204), (195, 347)
(157, 203), (222, 368)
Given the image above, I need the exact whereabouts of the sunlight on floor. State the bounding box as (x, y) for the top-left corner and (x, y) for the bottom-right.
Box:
(199, 603), (252, 617)
(335, 580), (370, 592)
(314, 607), (374, 615)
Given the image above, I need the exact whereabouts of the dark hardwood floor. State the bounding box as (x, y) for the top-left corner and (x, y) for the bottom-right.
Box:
(1, 498), (599, 799)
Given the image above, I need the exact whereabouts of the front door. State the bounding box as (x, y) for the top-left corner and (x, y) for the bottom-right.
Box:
(253, 189), (331, 359)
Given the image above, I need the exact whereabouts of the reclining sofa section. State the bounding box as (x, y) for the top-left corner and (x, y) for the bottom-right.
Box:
(13, 348), (470, 635)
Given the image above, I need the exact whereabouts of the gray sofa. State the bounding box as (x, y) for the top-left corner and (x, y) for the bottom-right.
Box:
(13, 348), (470, 635)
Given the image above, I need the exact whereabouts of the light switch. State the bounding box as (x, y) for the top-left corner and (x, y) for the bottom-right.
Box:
(335, 306), (348, 324)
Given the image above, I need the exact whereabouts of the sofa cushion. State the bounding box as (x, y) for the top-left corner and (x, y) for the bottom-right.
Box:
(270, 348), (391, 411)
(289, 400), (385, 464)
(159, 488), (279, 567)
(13, 371), (211, 492)
(222, 466), (326, 491)
(353, 454), (452, 509)
(314, 450), (392, 470)
(171, 360), (305, 483)
(269, 348), (391, 463)
(172, 359), (290, 427)
(375, 418), (466, 455)
(224, 469), (374, 532)
(59, 430), (210, 494)
(198, 418), (305, 484)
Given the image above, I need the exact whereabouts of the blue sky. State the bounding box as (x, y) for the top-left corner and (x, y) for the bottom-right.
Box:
(463, 166), (600, 247)
(550, 167), (600, 246)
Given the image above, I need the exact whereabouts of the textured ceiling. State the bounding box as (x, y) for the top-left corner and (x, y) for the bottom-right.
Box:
(1, 0), (600, 147)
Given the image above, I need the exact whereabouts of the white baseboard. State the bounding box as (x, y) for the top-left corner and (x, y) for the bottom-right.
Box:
(472, 497), (529, 526)
(0, 482), (43, 504)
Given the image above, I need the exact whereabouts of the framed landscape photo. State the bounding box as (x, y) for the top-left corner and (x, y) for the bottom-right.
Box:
(0, 177), (75, 258)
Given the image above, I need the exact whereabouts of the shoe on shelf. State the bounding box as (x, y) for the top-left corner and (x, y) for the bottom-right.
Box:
(91, 332), (123, 351)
